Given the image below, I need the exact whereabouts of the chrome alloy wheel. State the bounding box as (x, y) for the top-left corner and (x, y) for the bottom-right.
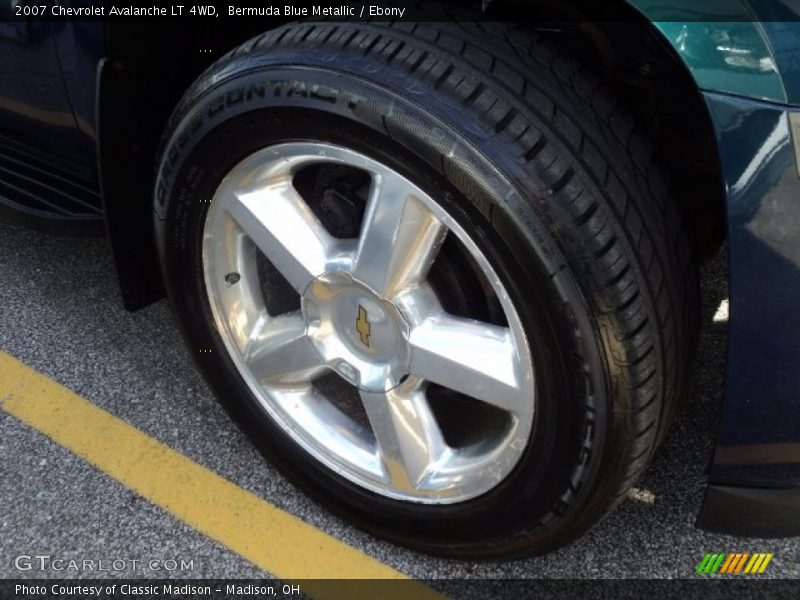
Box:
(202, 142), (535, 503)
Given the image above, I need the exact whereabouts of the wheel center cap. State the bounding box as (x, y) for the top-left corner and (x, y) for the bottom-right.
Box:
(303, 271), (410, 392)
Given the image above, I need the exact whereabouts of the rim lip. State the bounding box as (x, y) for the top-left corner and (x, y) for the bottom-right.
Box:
(202, 141), (536, 504)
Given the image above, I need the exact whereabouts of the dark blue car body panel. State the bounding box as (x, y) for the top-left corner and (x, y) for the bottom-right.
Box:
(0, 18), (103, 232)
(1, 9), (799, 534)
(704, 92), (800, 488)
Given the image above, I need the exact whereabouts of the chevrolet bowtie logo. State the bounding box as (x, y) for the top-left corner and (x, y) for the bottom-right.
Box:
(356, 305), (371, 347)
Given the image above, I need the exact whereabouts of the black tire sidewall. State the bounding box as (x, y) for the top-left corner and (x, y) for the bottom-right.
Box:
(156, 63), (608, 556)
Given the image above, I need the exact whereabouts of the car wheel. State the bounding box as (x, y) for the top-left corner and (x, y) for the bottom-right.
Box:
(154, 22), (699, 558)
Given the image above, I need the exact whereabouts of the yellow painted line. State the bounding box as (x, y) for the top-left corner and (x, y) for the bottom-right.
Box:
(0, 352), (442, 599)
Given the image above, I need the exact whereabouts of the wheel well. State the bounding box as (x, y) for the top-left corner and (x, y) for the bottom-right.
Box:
(485, 0), (727, 262)
(555, 22), (727, 262)
(100, 22), (288, 310)
(101, 11), (726, 311)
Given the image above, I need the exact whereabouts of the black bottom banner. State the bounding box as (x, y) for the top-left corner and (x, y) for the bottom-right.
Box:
(2, 579), (800, 600)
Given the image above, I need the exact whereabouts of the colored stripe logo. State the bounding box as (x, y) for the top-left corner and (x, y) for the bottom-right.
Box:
(696, 553), (773, 575)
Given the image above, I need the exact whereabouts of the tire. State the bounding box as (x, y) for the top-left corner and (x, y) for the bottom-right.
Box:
(154, 21), (699, 558)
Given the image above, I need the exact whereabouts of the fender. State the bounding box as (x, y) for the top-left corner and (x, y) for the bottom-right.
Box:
(97, 22), (273, 309)
(627, 0), (800, 105)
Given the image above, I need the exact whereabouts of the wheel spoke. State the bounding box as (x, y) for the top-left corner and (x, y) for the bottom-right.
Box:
(225, 181), (337, 293)
(360, 379), (447, 490)
(352, 172), (446, 298)
(245, 313), (325, 384)
(408, 316), (526, 414)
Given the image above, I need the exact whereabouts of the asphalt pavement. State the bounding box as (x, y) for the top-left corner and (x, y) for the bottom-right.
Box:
(1, 218), (798, 580)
